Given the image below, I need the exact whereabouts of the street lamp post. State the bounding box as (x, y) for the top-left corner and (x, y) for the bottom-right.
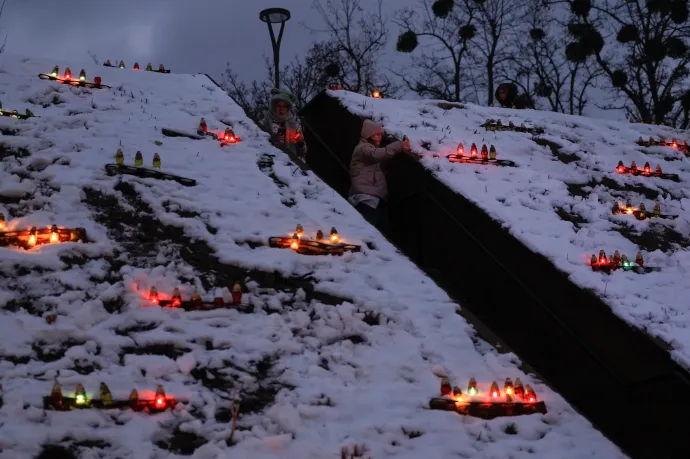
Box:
(259, 8), (291, 89)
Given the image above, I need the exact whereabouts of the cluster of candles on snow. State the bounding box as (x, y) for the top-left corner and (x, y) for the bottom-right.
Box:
(50, 382), (171, 409)
(591, 250), (643, 268)
(612, 201), (661, 217)
(115, 148), (161, 168)
(49, 65), (101, 86)
(291, 224), (339, 249)
(148, 283), (243, 307)
(440, 377), (538, 403)
(616, 160), (663, 175)
(197, 118), (239, 143)
(104, 60), (167, 72)
(636, 136), (687, 149)
(0, 215), (62, 246)
(456, 143), (497, 159)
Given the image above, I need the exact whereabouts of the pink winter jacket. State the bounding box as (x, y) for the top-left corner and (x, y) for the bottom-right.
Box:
(349, 119), (403, 201)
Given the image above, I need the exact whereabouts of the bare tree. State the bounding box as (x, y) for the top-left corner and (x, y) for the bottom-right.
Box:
(394, 0), (475, 102)
(221, 66), (271, 125)
(464, 0), (528, 105)
(221, 42), (336, 123)
(0, 0), (9, 54)
(309, 0), (394, 95)
(279, 42), (338, 109)
(564, 0), (690, 127)
(509, 1), (602, 115)
(87, 51), (100, 65)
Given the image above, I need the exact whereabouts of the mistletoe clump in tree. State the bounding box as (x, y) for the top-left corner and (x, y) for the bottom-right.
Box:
(565, 0), (690, 127)
(393, 0), (475, 102)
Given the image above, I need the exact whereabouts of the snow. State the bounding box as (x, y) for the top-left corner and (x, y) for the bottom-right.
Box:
(333, 90), (690, 370)
(0, 54), (623, 458)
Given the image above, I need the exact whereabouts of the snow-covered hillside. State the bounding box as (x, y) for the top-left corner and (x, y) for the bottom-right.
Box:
(0, 55), (623, 459)
(333, 91), (690, 369)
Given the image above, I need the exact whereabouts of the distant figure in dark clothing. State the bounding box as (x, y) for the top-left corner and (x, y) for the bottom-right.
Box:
(495, 83), (535, 110)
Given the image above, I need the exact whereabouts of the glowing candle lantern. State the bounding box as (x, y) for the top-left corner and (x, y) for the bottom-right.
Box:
(115, 148), (124, 165)
(134, 151), (143, 166)
(490, 381), (500, 398)
(625, 200), (632, 210)
(50, 224), (59, 243)
(504, 378), (514, 396)
(152, 153), (161, 168)
(598, 250), (607, 264)
(28, 227), (37, 246)
(171, 287), (182, 307)
(671, 138), (678, 148)
(524, 385), (537, 403)
(133, 62), (140, 70)
(480, 144), (489, 159)
(489, 145), (496, 160)
(630, 161), (637, 170)
(198, 118), (207, 133)
(191, 289), (203, 309)
(456, 143), (464, 156)
(223, 128), (236, 142)
(64, 67), (72, 80)
(643, 162), (651, 174)
(146, 63), (153, 71)
(635, 252), (643, 267)
(51, 65), (59, 77)
(616, 161), (625, 173)
(590, 254), (597, 266)
(470, 143), (478, 157)
(79, 69), (86, 81)
(0, 212), (5, 230)
(213, 288), (224, 307)
(330, 227), (339, 243)
(370, 89), (382, 98)
(129, 389), (139, 406)
(440, 376), (452, 396)
(100, 383), (112, 406)
(74, 383), (87, 404)
(653, 203), (661, 217)
(513, 378), (524, 399)
(295, 224), (304, 238)
(94, 76), (102, 86)
(316, 230), (324, 241)
(467, 378), (478, 396)
(232, 281), (242, 305)
(638, 203), (646, 217)
(612, 250), (621, 266)
(155, 384), (166, 408)
(452, 386), (462, 400)
(655, 164), (662, 175)
(290, 233), (299, 250)
(119, 60), (125, 69)
(51, 382), (63, 408)
(149, 286), (159, 304)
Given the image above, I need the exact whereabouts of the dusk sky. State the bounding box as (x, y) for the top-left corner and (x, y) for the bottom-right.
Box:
(0, 0), (413, 82)
(0, 0), (621, 120)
